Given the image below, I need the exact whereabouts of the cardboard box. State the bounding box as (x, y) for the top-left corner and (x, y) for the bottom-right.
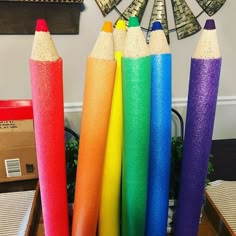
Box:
(0, 146), (38, 182)
(0, 100), (38, 183)
(0, 120), (35, 149)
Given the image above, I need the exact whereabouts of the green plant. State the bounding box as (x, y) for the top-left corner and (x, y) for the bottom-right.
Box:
(65, 135), (214, 203)
(169, 136), (214, 200)
(65, 138), (79, 203)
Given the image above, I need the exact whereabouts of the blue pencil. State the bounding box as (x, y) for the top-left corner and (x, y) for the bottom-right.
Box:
(146, 21), (172, 236)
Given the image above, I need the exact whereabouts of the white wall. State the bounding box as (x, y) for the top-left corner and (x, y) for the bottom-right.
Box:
(0, 0), (235, 139)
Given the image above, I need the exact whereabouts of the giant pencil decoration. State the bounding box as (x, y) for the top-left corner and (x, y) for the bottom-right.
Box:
(174, 19), (222, 236)
(122, 16), (151, 236)
(98, 20), (126, 236)
(146, 21), (172, 236)
(30, 19), (69, 236)
(72, 22), (116, 236)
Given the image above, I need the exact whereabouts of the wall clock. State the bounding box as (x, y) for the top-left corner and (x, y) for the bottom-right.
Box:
(95, 0), (227, 43)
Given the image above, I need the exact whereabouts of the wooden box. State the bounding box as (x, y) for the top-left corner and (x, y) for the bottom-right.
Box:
(0, 179), (40, 236)
(205, 187), (235, 235)
(0, 0), (83, 34)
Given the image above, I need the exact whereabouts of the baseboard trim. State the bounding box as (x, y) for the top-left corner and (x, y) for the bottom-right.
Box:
(64, 96), (236, 112)
(172, 96), (236, 107)
(64, 102), (83, 113)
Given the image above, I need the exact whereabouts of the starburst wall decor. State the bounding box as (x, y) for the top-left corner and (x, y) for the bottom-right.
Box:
(95, 0), (226, 43)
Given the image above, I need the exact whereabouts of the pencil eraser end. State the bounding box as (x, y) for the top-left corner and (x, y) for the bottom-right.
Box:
(204, 19), (216, 30)
(128, 16), (139, 28)
(102, 21), (113, 33)
(116, 20), (126, 30)
(152, 21), (163, 31)
(36, 19), (49, 32)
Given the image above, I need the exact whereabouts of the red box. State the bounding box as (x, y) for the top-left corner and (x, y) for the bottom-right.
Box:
(0, 100), (33, 121)
(0, 100), (38, 183)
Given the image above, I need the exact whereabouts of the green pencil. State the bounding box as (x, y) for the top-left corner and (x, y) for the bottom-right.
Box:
(122, 16), (151, 236)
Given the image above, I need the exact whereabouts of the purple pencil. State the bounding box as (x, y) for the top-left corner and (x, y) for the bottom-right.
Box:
(174, 19), (222, 236)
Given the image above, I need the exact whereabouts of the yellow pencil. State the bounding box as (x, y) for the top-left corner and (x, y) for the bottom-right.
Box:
(98, 19), (126, 236)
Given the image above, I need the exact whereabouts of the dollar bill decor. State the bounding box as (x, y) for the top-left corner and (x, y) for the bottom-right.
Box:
(95, 0), (122, 16)
(115, 0), (149, 27)
(196, 0), (226, 16)
(171, 0), (201, 40)
(94, 0), (227, 42)
(147, 0), (169, 43)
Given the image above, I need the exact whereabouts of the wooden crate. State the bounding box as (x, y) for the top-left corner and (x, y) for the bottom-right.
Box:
(205, 192), (235, 236)
(0, 179), (39, 235)
(25, 182), (42, 236)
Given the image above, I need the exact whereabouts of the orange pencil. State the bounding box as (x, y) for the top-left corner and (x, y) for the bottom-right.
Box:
(72, 22), (116, 236)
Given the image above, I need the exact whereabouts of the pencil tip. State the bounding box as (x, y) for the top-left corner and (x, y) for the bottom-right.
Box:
(116, 20), (126, 30)
(102, 21), (113, 33)
(35, 19), (49, 32)
(128, 16), (139, 28)
(152, 21), (163, 31)
(204, 19), (216, 30)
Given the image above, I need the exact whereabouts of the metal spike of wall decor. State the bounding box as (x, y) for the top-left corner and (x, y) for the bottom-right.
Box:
(147, 0), (169, 44)
(196, 0), (226, 16)
(95, 0), (122, 16)
(171, 0), (201, 40)
(94, 0), (227, 43)
(115, 0), (149, 26)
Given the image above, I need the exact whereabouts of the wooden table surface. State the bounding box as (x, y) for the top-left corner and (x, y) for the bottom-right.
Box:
(35, 211), (217, 236)
(0, 180), (218, 236)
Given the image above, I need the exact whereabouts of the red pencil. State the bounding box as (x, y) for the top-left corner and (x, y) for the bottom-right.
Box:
(30, 19), (69, 236)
